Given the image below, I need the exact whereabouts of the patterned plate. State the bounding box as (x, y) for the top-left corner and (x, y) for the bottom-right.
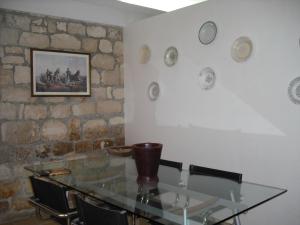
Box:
(148, 82), (160, 101)
(288, 77), (300, 104)
(231, 36), (253, 62)
(198, 67), (216, 90)
(198, 21), (217, 45)
(139, 45), (151, 64)
(164, 47), (178, 67)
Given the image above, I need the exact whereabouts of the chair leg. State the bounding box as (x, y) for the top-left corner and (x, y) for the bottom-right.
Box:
(132, 214), (136, 225)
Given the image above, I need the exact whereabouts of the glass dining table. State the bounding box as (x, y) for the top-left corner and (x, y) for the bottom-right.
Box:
(25, 151), (287, 225)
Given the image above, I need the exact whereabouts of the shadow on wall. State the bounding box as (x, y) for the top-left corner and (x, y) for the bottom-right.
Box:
(156, 81), (285, 136)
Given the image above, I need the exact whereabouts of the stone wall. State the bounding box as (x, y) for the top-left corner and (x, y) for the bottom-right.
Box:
(0, 8), (124, 223)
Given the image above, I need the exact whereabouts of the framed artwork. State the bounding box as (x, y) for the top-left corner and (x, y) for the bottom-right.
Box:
(31, 49), (91, 96)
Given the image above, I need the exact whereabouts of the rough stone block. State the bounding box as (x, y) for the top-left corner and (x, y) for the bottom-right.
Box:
(1, 121), (40, 144)
(0, 180), (20, 199)
(106, 87), (113, 99)
(107, 27), (122, 40)
(0, 201), (9, 214)
(24, 105), (47, 120)
(96, 100), (122, 114)
(115, 137), (125, 146)
(120, 64), (124, 86)
(19, 32), (49, 48)
(113, 41), (123, 56)
(52, 142), (73, 156)
(1, 87), (34, 103)
(87, 25), (106, 38)
(91, 69), (100, 85)
(92, 87), (106, 100)
(47, 19), (57, 33)
(0, 47), (3, 58)
(109, 117), (124, 125)
(68, 118), (80, 141)
(93, 139), (113, 150)
(75, 140), (93, 153)
(99, 39), (112, 53)
(14, 146), (35, 162)
(83, 119), (107, 139)
(24, 48), (31, 64)
(32, 18), (43, 25)
(82, 38), (98, 52)
(68, 23), (86, 35)
(101, 67), (120, 86)
(1, 56), (24, 64)
(50, 104), (71, 118)
(42, 97), (65, 103)
(14, 66), (31, 84)
(72, 102), (96, 116)
(110, 125), (124, 137)
(42, 120), (68, 141)
(0, 103), (17, 120)
(57, 21), (67, 32)
(91, 53), (115, 70)
(31, 25), (47, 33)
(0, 164), (13, 180)
(5, 47), (23, 54)
(51, 33), (81, 50)
(6, 14), (31, 30)
(12, 198), (33, 211)
(0, 70), (13, 87)
(0, 147), (12, 164)
(112, 88), (124, 100)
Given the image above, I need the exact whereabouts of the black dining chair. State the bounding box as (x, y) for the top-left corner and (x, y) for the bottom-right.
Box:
(29, 176), (77, 225)
(142, 159), (183, 225)
(188, 165), (243, 225)
(158, 159), (183, 185)
(75, 195), (129, 225)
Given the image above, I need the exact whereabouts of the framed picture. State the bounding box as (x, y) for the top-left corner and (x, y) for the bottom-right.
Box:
(31, 49), (91, 96)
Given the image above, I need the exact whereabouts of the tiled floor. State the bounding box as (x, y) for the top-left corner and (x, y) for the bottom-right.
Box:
(2, 217), (60, 225)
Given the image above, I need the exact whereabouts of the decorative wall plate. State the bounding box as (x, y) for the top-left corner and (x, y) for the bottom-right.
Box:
(164, 47), (178, 67)
(139, 45), (151, 64)
(231, 36), (253, 62)
(198, 67), (216, 90)
(288, 77), (300, 104)
(148, 82), (160, 101)
(198, 21), (217, 45)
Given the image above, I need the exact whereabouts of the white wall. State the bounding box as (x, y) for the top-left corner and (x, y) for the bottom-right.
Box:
(0, 0), (161, 26)
(124, 0), (300, 224)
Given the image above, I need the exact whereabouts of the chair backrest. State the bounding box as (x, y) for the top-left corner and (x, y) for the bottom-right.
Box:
(158, 159), (183, 186)
(159, 159), (183, 170)
(76, 195), (128, 225)
(188, 165), (242, 201)
(30, 176), (70, 213)
(189, 165), (242, 183)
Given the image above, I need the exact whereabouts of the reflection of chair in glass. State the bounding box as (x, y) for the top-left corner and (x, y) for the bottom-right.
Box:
(158, 159), (183, 185)
(188, 165), (243, 225)
(75, 195), (129, 225)
(29, 176), (77, 225)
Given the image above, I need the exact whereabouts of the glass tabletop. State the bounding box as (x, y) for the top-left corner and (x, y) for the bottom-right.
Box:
(25, 151), (286, 225)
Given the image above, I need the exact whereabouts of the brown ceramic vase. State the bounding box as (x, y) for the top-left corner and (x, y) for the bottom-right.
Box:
(133, 143), (163, 184)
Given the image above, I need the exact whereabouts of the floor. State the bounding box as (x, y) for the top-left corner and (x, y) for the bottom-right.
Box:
(2, 217), (60, 225)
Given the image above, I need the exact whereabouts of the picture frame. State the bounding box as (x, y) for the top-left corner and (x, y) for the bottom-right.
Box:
(31, 49), (91, 96)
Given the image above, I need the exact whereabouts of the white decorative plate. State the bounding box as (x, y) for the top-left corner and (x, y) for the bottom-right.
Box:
(139, 45), (151, 64)
(164, 47), (178, 67)
(198, 67), (216, 90)
(148, 82), (160, 101)
(288, 77), (300, 104)
(198, 21), (217, 45)
(231, 37), (253, 62)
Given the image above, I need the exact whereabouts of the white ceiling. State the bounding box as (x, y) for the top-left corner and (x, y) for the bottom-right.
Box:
(0, 0), (163, 26)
